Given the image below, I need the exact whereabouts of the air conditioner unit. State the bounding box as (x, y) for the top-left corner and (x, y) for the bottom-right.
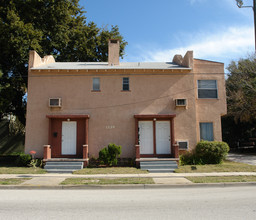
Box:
(49, 98), (61, 107)
(175, 99), (187, 107)
(177, 141), (189, 150)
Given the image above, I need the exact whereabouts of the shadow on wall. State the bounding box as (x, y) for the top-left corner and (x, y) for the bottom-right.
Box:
(0, 120), (25, 155)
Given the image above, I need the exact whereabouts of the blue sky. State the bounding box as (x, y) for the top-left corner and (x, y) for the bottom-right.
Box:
(81, 0), (254, 71)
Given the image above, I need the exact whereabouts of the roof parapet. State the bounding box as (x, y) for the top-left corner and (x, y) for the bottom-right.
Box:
(172, 51), (193, 68)
(29, 51), (55, 69)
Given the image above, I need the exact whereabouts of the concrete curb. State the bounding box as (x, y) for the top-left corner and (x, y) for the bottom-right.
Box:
(1, 182), (256, 190)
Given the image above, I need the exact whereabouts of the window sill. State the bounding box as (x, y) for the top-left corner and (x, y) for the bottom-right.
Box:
(91, 90), (101, 92)
(121, 90), (131, 92)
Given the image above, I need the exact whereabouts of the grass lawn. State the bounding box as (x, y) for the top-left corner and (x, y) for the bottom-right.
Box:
(175, 160), (256, 173)
(0, 165), (47, 174)
(0, 178), (31, 185)
(186, 176), (256, 183)
(73, 167), (148, 175)
(61, 177), (154, 185)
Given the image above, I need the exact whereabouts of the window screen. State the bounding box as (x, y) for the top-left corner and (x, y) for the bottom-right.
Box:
(122, 77), (129, 91)
(198, 80), (217, 99)
(93, 78), (100, 91)
(200, 122), (214, 141)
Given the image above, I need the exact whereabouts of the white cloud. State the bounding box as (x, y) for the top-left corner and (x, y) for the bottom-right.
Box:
(131, 26), (254, 64)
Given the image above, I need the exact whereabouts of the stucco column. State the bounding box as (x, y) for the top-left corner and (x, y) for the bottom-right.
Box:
(83, 144), (89, 167)
(43, 145), (51, 160)
(173, 142), (179, 159)
(135, 144), (140, 168)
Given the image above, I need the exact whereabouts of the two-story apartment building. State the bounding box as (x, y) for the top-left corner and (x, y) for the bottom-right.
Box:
(25, 40), (227, 166)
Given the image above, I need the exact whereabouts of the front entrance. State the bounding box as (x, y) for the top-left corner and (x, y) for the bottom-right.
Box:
(62, 121), (77, 155)
(138, 120), (171, 156)
(47, 115), (89, 158)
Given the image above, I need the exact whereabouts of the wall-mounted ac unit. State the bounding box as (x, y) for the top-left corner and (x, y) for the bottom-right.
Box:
(175, 99), (187, 107)
(177, 141), (189, 150)
(49, 98), (61, 107)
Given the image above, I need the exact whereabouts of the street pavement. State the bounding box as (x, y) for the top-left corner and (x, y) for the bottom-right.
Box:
(1, 187), (256, 219)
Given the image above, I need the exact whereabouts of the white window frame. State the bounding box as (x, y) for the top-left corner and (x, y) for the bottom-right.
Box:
(92, 77), (100, 91)
(197, 80), (218, 99)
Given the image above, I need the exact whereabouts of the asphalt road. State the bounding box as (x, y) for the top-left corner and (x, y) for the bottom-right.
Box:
(0, 186), (256, 220)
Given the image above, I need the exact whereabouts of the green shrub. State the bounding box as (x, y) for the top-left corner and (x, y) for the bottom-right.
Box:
(99, 143), (122, 166)
(16, 153), (32, 167)
(195, 140), (229, 164)
(180, 141), (229, 165)
(180, 151), (202, 166)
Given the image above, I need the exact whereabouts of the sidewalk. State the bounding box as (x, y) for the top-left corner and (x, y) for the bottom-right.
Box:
(1, 172), (256, 188)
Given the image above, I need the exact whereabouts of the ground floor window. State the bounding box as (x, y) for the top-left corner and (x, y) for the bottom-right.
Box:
(200, 122), (214, 141)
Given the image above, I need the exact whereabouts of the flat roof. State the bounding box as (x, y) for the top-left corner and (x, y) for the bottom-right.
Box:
(31, 62), (191, 70)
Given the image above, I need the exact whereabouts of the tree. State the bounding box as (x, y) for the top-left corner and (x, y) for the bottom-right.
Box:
(226, 54), (256, 122)
(0, 0), (127, 125)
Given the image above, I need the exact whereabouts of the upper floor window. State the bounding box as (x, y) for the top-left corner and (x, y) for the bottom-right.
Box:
(92, 77), (100, 91)
(198, 80), (218, 99)
(122, 77), (129, 91)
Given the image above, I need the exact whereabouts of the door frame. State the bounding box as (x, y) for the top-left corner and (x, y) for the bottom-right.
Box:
(134, 114), (176, 158)
(46, 115), (89, 158)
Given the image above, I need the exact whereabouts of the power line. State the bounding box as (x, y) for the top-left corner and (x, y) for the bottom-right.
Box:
(70, 87), (196, 110)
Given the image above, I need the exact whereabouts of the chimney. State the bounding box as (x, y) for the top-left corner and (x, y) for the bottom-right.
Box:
(108, 39), (120, 66)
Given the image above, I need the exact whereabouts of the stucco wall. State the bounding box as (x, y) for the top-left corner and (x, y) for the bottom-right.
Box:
(25, 60), (226, 158)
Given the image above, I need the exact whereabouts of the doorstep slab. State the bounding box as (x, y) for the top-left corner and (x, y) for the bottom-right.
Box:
(153, 177), (192, 184)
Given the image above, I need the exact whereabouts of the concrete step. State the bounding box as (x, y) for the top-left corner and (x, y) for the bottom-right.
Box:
(44, 161), (84, 173)
(45, 161), (83, 166)
(44, 164), (83, 170)
(140, 165), (178, 170)
(147, 169), (176, 173)
(140, 160), (178, 173)
(140, 161), (177, 165)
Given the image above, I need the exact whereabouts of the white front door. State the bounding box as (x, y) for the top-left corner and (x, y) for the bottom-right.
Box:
(62, 121), (77, 155)
(139, 121), (154, 154)
(156, 121), (171, 154)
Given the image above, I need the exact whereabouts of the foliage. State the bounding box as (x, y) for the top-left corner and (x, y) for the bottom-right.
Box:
(175, 160), (256, 173)
(30, 158), (43, 168)
(73, 167), (147, 175)
(14, 153), (32, 167)
(99, 143), (122, 166)
(226, 55), (256, 122)
(186, 176), (256, 183)
(222, 115), (256, 148)
(0, 119), (24, 155)
(0, 178), (31, 185)
(0, 0), (127, 124)
(195, 141), (230, 164)
(61, 177), (154, 185)
(180, 141), (229, 165)
(180, 151), (202, 166)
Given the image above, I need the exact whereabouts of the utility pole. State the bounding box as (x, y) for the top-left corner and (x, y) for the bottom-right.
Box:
(236, 0), (256, 52)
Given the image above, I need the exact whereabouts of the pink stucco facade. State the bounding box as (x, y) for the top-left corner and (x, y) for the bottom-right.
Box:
(25, 47), (226, 159)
